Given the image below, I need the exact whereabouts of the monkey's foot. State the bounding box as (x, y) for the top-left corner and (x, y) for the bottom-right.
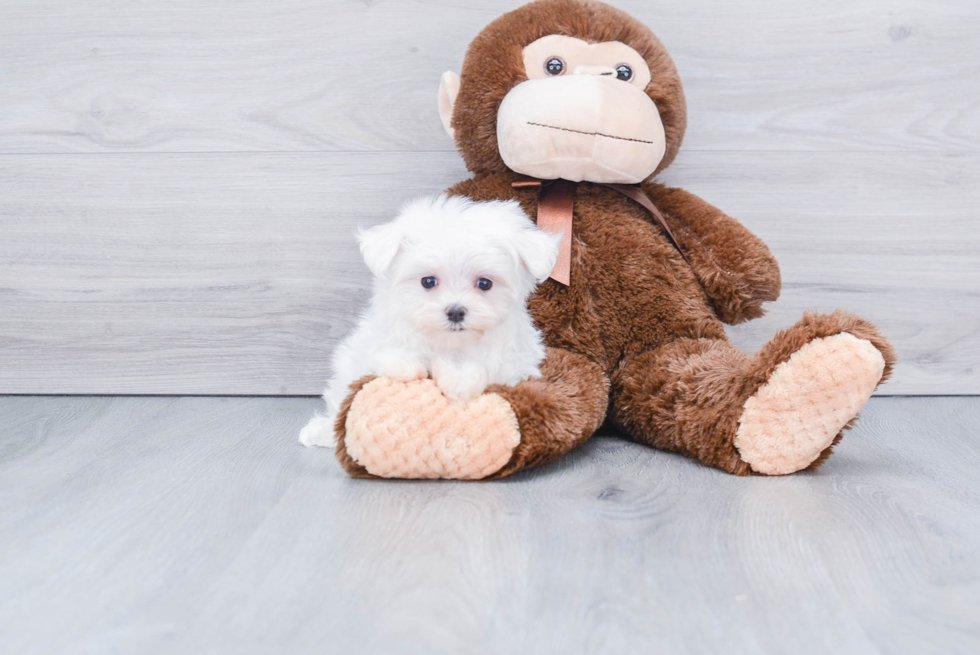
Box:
(734, 333), (886, 475)
(343, 377), (520, 480)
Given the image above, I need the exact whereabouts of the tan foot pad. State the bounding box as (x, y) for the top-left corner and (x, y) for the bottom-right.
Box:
(735, 333), (886, 475)
(344, 377), (521, 480)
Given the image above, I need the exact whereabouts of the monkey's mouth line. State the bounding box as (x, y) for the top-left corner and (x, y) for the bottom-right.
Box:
(526, 122), (656, 145)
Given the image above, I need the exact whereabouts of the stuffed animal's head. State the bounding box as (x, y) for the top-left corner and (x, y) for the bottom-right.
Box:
(438, 0), (686, 184)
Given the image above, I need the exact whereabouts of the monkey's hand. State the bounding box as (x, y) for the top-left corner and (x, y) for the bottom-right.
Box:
(332, 377), (520, 480)
(643, 183), (782, 325)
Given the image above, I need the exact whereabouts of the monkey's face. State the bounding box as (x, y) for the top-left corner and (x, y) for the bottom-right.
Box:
(439, 0), (687, 183)
(494, 35), (666, 184)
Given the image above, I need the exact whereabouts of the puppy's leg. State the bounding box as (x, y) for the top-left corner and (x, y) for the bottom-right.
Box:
(299, 415), (337, 448)
(299, 329), (367, 448)
(431, 358), (489, 401)
(298, 381), (347, 448)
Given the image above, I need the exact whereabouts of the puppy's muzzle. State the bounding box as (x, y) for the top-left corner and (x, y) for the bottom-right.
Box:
(446, 305), (467, 325)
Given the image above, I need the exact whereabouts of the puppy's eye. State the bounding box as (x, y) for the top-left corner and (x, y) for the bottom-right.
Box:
(615, 64), (633, 81)
(476, 278), (493, 291)
(421, 276), (438, 289)
(545, 57), (564, 76)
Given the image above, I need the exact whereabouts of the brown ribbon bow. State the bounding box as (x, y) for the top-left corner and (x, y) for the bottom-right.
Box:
(512, 177), (690, 286)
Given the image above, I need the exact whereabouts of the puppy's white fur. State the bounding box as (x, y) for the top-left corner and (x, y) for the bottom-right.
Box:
(299, 194), (561, 448)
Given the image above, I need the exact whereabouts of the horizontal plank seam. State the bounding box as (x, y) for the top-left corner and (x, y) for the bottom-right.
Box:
(0, 149), (977, 157)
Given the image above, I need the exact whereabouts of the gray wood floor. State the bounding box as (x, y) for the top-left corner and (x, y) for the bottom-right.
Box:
(1, 396), (978, 654)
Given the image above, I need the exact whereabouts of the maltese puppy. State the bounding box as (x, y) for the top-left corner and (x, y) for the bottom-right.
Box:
(299, 194), (561, 448)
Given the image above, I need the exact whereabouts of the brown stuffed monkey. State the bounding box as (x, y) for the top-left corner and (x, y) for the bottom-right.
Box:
(334, 0), (896, 479)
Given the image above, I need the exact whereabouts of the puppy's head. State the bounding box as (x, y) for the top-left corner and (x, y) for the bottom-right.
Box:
(358, 194), (560, 349)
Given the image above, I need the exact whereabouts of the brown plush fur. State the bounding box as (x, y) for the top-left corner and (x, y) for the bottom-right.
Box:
(486, 347), (610, 478)
(334, 375), (375, 478)
(333, 0), (896, 478)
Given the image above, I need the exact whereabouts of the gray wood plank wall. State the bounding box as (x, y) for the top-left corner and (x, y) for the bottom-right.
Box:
(1, 0), (977, 395)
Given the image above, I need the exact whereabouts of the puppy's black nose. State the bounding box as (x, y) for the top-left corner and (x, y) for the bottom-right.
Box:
(446, 305), (466, 324)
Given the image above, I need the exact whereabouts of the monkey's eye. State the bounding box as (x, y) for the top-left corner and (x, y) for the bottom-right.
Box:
(545, 57), (565, 76)
(615, 64), (633, 81)
(476, 277), (493, 291)
(421, 276), (438, 289)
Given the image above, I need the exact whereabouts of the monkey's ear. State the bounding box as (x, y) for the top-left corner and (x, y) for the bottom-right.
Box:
(438, 71), (461, 140)
(357, 222), (403, 279)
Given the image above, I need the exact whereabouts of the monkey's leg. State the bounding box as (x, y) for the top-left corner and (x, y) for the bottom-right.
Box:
(610, 311), (895, 475)
(334, 348), (609, 480)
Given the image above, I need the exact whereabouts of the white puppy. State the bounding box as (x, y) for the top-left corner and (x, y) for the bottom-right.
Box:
(299, 194), (561, 448)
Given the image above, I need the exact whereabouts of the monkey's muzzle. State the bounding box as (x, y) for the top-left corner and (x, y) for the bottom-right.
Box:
(496, 75), (666, 184)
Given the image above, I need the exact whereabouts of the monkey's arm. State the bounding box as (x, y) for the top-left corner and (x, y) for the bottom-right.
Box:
(643, 183), (781, 325)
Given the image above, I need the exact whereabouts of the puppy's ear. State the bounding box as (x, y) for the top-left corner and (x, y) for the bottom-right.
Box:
(357, 221), (403, 278)
(515, 224), (563, 284)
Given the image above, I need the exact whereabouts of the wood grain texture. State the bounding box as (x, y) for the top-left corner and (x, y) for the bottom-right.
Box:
(0, 0), (977, 153)
(0, 150), (977, 395)
(0, 0), (977, 394)
(0, 396), (978, 654)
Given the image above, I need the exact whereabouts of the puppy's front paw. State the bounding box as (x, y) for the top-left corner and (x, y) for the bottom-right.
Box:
(370, 349), (428, 383)
(439, 383), (483, 402)
(387, 363), (428, 383)
(434, 370), (488, 402)
(299, 415), (337, 448)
